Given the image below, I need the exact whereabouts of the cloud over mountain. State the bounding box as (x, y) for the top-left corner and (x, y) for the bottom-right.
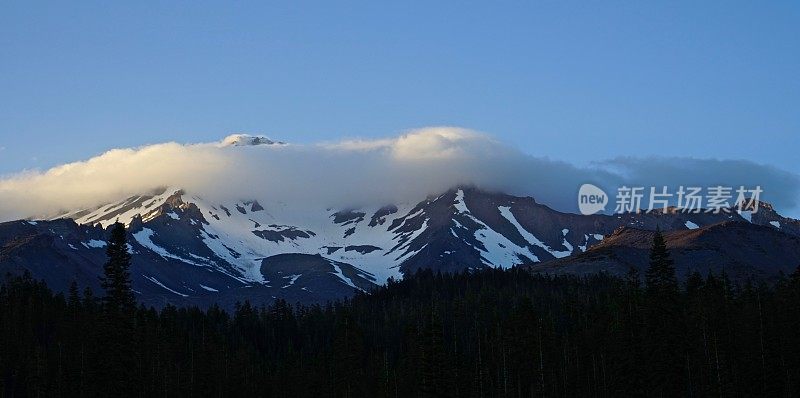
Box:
(0, 127), (798, 221)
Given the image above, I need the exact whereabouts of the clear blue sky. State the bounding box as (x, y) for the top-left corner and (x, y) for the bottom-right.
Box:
(1, 1), (798, 175)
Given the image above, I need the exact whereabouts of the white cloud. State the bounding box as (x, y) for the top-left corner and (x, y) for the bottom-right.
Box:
(0, 126), (798, 221)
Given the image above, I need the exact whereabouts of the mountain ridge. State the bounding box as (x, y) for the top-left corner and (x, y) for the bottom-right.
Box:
(3, 186), (799, 308)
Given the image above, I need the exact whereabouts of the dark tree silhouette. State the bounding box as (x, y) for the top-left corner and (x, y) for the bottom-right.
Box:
(644, 228), (684, 395)
(98, 221), (136, 395)
(101, 222), (135, 316)
(2, 263), (799, 396)
(645, 228), (679, 296)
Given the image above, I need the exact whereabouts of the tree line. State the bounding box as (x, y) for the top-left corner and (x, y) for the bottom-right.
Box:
(1, 224), (799, 397)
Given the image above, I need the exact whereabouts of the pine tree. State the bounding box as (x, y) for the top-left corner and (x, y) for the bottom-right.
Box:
(644, 228), (684, 396)
(98, 222), (137, 395)
(101, 222), (135, 316)
(645, 228), (678, 297)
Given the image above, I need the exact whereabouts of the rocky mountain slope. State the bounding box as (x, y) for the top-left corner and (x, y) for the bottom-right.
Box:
(1, 184), (798, 307)
(528, 222), (800, 282)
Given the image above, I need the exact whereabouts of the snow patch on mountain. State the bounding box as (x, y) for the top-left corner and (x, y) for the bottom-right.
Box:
(739, 210), (753, 223)
(83, 239), (106, 248)
(281, 274), (302, 289)
(190, 197), (411, 284)
(498, 206), (572, 259)
(199, 284), (219, 292)
(453, 191), (540, 266)
(69, 188), (183, 228)
(328, 261), (362, 291)
(133, 228), (205, 267)
(143, 275), (189, 297)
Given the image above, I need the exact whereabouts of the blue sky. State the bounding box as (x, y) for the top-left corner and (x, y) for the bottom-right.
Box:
(1, 1), (798, 176)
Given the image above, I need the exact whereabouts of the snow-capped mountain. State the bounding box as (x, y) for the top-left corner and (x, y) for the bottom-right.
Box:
(219, 133), (286, 147)
(2, 182), (799, 308)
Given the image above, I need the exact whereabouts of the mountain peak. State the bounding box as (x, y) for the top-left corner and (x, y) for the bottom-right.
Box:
(220, 134), (285, 147)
